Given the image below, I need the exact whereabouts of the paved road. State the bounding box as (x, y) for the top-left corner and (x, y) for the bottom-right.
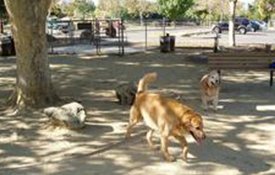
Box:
(50, 26), (275, 54)
(125, 26), (275, 47)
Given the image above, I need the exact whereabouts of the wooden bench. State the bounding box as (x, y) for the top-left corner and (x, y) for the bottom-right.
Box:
(207, 52), (275, 86)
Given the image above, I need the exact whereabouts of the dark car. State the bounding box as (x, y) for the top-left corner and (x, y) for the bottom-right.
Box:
(212, 21), (248, 34)
(212, 17), (251, 34)
(247, 21), (260, 32)
(235, 17), (250, 26)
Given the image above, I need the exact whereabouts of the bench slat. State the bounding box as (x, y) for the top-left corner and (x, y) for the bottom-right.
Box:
(207, 53), (275, 57)
(208, 57), (272, 60)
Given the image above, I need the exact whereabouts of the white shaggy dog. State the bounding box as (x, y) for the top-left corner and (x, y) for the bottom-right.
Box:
(200, 70), (221, 111)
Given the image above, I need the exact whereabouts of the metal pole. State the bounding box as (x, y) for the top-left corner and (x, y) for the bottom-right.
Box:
(95, 19), (101, 55)
(163, 17), (166, 36)
(121, 19), (125, 56)
(145, 19), (147, 52)
(118, 20), (121, 55)
(50, 24), (53, 53)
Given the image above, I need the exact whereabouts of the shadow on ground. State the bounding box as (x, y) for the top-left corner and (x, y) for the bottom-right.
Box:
(0, 49), (274, 174)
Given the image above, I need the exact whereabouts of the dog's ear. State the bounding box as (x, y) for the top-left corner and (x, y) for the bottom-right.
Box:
(181, 111), (193, 128)
(217, 70), (221, 75)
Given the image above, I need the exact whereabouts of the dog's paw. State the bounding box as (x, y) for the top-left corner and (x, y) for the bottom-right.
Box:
(212, 107), (218, 112)
(149, 144), (159, 150)
(125, 133), (131, 140)
(164, 155), (176, 162)
(182, 154), (188, 162)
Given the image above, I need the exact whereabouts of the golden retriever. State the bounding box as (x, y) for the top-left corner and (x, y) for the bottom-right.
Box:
(125, 72), (206, 161)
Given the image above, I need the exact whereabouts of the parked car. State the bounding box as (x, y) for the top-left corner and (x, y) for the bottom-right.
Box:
(235, 17), (250, 26)
(212, 21), (248, 34)
(253, 20), (268, 31)
(247, 21), (260, 32)
(212, 17), (251, 34)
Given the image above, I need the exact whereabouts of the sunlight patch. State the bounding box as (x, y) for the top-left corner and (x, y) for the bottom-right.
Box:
(256, 105), (275, 111)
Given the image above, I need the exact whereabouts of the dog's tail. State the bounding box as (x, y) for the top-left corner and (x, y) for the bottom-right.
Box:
(137, 72), (157, 93)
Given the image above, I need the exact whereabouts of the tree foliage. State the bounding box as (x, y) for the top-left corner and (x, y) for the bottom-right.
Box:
(257, 0), (275, 21)
(124, 0), (157, 18)
(96, 0), (122, 18)
(157, 0), (194, 20)
(190, 0), (245, 21)
(50, 0), (65, 18)
(74, 0), (96, 19)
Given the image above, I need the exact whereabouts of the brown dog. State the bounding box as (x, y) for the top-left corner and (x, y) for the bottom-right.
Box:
(125, 72), (206, 161)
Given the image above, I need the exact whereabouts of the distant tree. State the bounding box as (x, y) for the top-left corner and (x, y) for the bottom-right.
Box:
(124, 0), (157, 24)
(50, 0), (65, 18)
(157, 0), (194, 20)
(74, 0), (96, 19)
(63, 2), (76, 17)
(97, 0), (121, 18)
(257, 0), (275, 22)
(191, 0), (245, 22)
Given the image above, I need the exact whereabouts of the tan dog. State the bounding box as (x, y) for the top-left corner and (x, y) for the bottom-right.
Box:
(125, 72), (206, 162)
(200, 70), (221, 111)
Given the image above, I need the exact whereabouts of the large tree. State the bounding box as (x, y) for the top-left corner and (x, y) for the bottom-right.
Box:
(4, 0), (58, 109)
(157, 0), (194, 20)
(229, 0), (237, 46)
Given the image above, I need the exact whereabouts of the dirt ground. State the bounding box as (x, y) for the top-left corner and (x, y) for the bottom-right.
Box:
(0, 49), (275, 175)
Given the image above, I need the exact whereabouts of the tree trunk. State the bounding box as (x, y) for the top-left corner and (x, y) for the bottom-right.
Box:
(139, 11), (144, 26)
(4, 0), (59, 109)
(229, 0), (237, 47)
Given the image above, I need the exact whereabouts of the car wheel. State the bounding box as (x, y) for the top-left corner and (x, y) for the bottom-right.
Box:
(238, 27), (247, 34)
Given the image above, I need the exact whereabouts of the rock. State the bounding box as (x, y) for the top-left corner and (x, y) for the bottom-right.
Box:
(44, 102), (87, 129)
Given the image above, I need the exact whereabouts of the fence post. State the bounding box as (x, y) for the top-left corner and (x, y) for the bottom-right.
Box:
(118, 20), (121, 55)
(95, 19), (101, 55)
(145, 19), (147, 52)
(214, 33), (219, 53)
(163, 17), (166, 36)
(121, 19), (124, 56)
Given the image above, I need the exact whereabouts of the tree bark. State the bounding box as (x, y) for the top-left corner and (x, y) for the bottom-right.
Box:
(229, 0), (237, 47)
(4, 0), (59, 109)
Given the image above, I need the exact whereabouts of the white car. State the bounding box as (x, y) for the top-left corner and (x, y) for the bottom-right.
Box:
(253, 20), (268, 31)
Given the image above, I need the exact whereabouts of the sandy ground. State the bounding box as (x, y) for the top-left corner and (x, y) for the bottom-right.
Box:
(0, 49), (275, 175)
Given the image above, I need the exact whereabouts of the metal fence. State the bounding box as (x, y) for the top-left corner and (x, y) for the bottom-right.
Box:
(47, 19), (125, 55)
(46, 19), (217, 55)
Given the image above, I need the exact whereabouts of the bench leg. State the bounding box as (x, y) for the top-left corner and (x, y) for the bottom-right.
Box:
(270, 70), (273, 87)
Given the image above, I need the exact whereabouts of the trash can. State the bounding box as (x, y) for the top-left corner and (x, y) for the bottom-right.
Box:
(160, 35), (170, 52)
(169, 35), (175, 51)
